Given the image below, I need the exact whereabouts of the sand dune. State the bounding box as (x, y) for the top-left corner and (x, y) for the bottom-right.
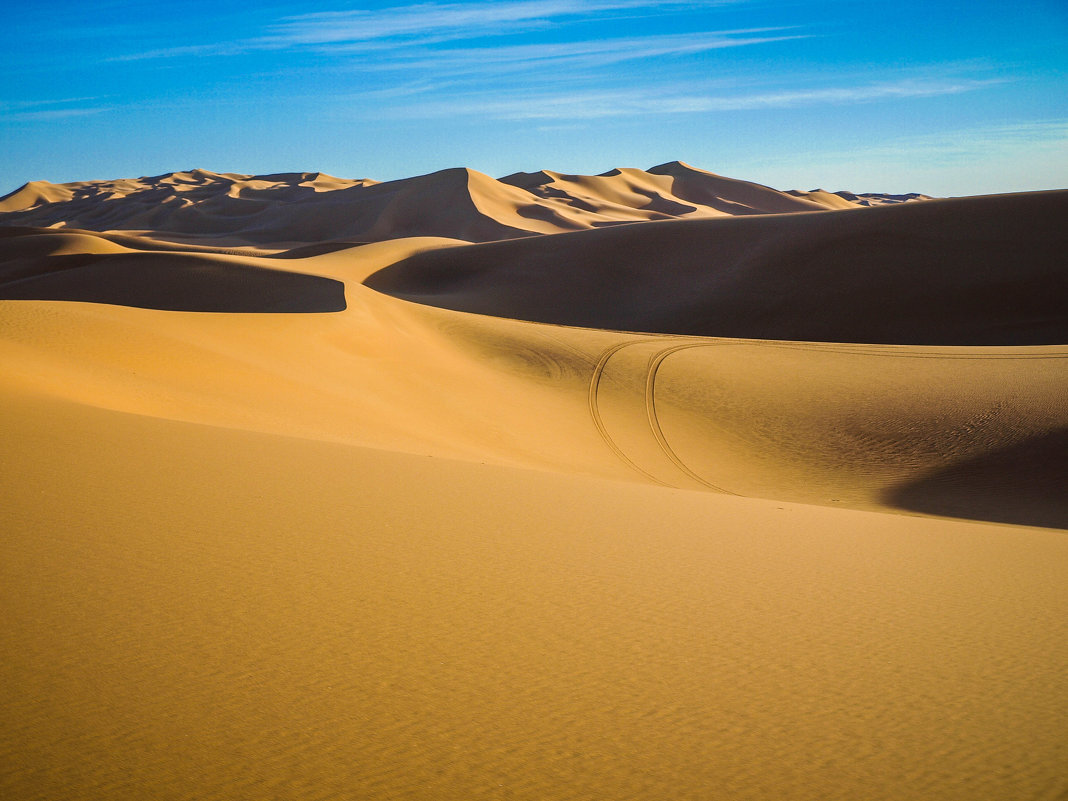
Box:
(0, 162), (913, 248)
(1, 163), (1066, 801)
(788, 187), (933, 207)
(0, 179), (77, 212)
(369, 189), (1068, 345)
(500, 161), (827, 221)
(646, 160), (833, 213)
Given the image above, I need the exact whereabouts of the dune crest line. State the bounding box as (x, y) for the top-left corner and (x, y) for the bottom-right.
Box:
(0, 162), (931, 249)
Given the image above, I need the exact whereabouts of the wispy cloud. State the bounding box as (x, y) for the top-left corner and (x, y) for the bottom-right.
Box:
(354, 28), (808, 74)
(385, 77), (1007, 120)
(699, 78), (1008, 111)
(736, 119), (1068, 195)
(110, 0), (738, 61)
(1, 97), (103, 110)
(1, 97), (112, 122)
(108, 42), (251, 63)
(266, 0), (713, 46)
(807, 119), (1068, 165)
(6, 107), (111, 122)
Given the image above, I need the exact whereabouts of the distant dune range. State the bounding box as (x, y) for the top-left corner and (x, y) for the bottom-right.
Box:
(0, 161), (928, 247)
(2, 163), (1067, 801)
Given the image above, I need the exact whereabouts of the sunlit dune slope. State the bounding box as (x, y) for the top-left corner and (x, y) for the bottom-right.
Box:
(0, 179), (77, 211)
(0, 162), (916, 247)
(368, 189), (1068, 345)
(646, 160), (832, 213)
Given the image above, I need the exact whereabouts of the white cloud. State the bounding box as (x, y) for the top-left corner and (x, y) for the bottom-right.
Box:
(733, 119), (1068, 196)
(768, 119), (1068, 165)
(1, 97), (112, 122)
(865, 120), (1068, 159)
(107, 42), (250, 62)
(0, 97), (103, 110)
(353, 29), (807, 73)
(5, 107), (111, 122)
(267, 1), (713, 46)
(388, 78), (1007, 120)
(109, 0), (738, 61)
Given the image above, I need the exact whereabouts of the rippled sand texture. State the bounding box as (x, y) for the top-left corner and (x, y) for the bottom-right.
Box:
(2, 167), (1066, 800)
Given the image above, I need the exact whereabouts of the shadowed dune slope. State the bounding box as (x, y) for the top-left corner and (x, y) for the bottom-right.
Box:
(0, 229), (345, 312)
(884, 426), (1068, 529)
(367, 190), (1068, 345)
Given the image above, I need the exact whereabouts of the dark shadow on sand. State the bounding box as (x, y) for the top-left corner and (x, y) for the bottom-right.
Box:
(0, 251), (346, 313)
(883, 428), (1068, 530)
(365, 191), (1068, 346)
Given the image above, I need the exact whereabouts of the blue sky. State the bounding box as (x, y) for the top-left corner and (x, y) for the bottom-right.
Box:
(3, 0), (1066, 195)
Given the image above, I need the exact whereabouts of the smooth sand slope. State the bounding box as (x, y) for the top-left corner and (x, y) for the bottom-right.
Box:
(5, 393), (1067, 801)
(1, 167), (1066, 800)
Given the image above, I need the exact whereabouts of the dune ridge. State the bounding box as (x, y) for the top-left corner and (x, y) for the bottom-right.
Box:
(0, 161), (930, 248)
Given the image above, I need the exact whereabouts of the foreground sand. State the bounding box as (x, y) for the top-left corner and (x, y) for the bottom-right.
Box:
(4, 390), (1067, 801)
(1, 176), (1066, 799)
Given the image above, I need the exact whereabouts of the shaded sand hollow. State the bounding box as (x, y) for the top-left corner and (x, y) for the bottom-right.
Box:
(1, 165), (1066, 801)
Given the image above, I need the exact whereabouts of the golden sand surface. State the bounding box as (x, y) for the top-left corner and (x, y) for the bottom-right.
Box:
(1, 172), (1066, 799)
(3, 392), (1067, 801)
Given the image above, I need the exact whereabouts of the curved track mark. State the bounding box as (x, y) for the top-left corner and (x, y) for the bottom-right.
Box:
(588, 340), (674, 486)
(645, 343), (740, 495)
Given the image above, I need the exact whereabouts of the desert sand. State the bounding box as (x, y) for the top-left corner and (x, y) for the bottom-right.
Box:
(1, 163), (1066, 800)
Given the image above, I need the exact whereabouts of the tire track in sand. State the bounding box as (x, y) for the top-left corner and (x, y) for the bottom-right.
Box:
(590, 339), (737, 493)
(588, 340), (675, 486)
(593, 337), (1060, 495)
(644, 343), (739, 495)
